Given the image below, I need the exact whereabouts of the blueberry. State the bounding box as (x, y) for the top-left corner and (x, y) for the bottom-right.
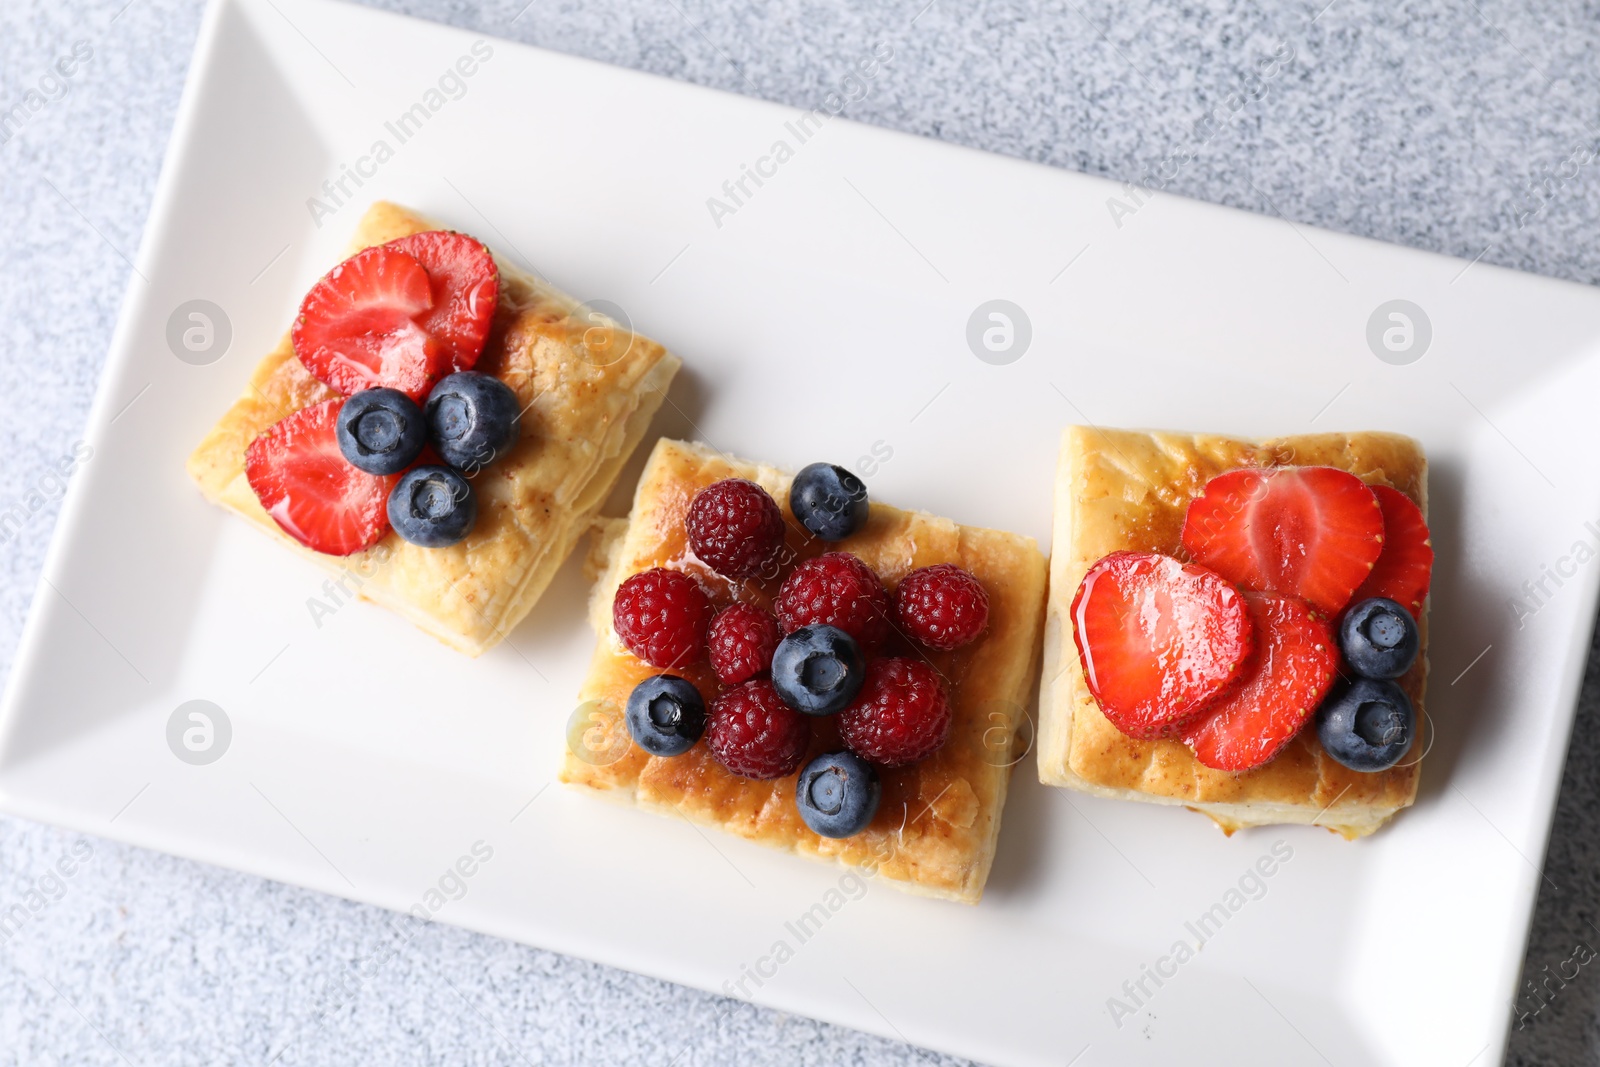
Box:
(387, 465), (477, 547)
(1316, 677), (1416, 772)
(424, 371), (522, 472)
(771, 625), (865, 716)
(795, 751), (880, 838)
(625, 675), (706, 757)
(336, 388), (426, 475)
(789, 462), (869, 541)
(1339, 597), (1420, 679)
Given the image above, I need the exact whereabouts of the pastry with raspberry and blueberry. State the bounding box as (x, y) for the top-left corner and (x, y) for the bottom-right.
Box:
(560, 438), (1048, 904)
(188, 201), (680, 655)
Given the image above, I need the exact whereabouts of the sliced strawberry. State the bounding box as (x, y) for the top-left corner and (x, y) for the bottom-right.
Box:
(1181, 466), (1383, 616)
(1181, 593), (1339, 771)
(1349, 485), (1433, 619)
(245, 398), (395, 556)
(291, 244), (443, 400)
(1071, 551), (1255, 740)
(387, 231), (500, 373)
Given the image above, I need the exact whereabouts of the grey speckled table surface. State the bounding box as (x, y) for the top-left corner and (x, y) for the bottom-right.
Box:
(2, 0), (1599, 1063)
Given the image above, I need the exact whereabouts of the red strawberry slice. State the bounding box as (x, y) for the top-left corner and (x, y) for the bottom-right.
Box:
(1181, 466), (1384, 616)
(1071, 551), (1255, 740)
(291, 244), (443, 400)
(1181, 593), (1339, 771)
(387, 231), (500, 374)
(1349, 485), (1433, 619)
(245, 398), (395, 556)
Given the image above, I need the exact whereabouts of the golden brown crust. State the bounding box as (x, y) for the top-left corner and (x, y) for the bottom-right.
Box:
(560, 439), (1049, 903)
(1037, 426), (1429, 838)
(186, 201), (681, 656)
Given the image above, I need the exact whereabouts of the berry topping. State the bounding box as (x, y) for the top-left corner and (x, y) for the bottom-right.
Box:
(686, 478), (787, 579)
(625, 675), (707, 758)
(795, 751), (881, 838)
(1349, 485), (1433, 619)
(245, 398), (394, 557)
(612, 568), (714, 669)
(1180, 594), (1340, 772)
(1181, 466), (1384, 616)
(386, 231), (500, 374)
(789, 462), (869, 541)
(707, 678), (811, 779)
(336, 388), (426, 475)
(775, 552), (893, 651)
(894, 563), (990, 651)
(424, 371), (522, 472)
(387, 465), (478, 547)
(707, 602), (781, 686)
(1338, 597), (1420, 679)
(771, 625), (865, 717)
(1316, 676), (1416, 772)
(291, 243), (445, 400)
(837, 658), (952, 767)
(1070, 551), (1254, 740)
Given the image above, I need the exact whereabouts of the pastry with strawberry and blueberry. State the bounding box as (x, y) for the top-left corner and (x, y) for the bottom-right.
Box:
(1039, 426), (1433, 838)
(560, 439), (1047, 904)
(187, 202), (680, 655)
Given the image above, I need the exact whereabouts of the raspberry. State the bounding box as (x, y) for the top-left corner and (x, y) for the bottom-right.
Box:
(612, 567), (713, 669)
(687, 478), (787, 579)
(707, 679), (811, 779)
(838, 658), (952, 767)
(774, 552), (892, 651)
(894, 564), (990, 650)
(708, 602), (781, 686)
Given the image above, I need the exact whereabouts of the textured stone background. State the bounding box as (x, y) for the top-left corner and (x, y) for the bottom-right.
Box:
(2, 0), (1598, 1063)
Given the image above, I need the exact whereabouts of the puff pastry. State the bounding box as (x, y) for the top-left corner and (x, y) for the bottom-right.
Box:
(1037, 426), (1429, 838)
(187, 202), (681, 656)
(561, 439), (1049, 903)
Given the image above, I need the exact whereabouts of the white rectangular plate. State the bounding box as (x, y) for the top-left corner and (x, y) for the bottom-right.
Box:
(5, 0), (1599, 1063)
